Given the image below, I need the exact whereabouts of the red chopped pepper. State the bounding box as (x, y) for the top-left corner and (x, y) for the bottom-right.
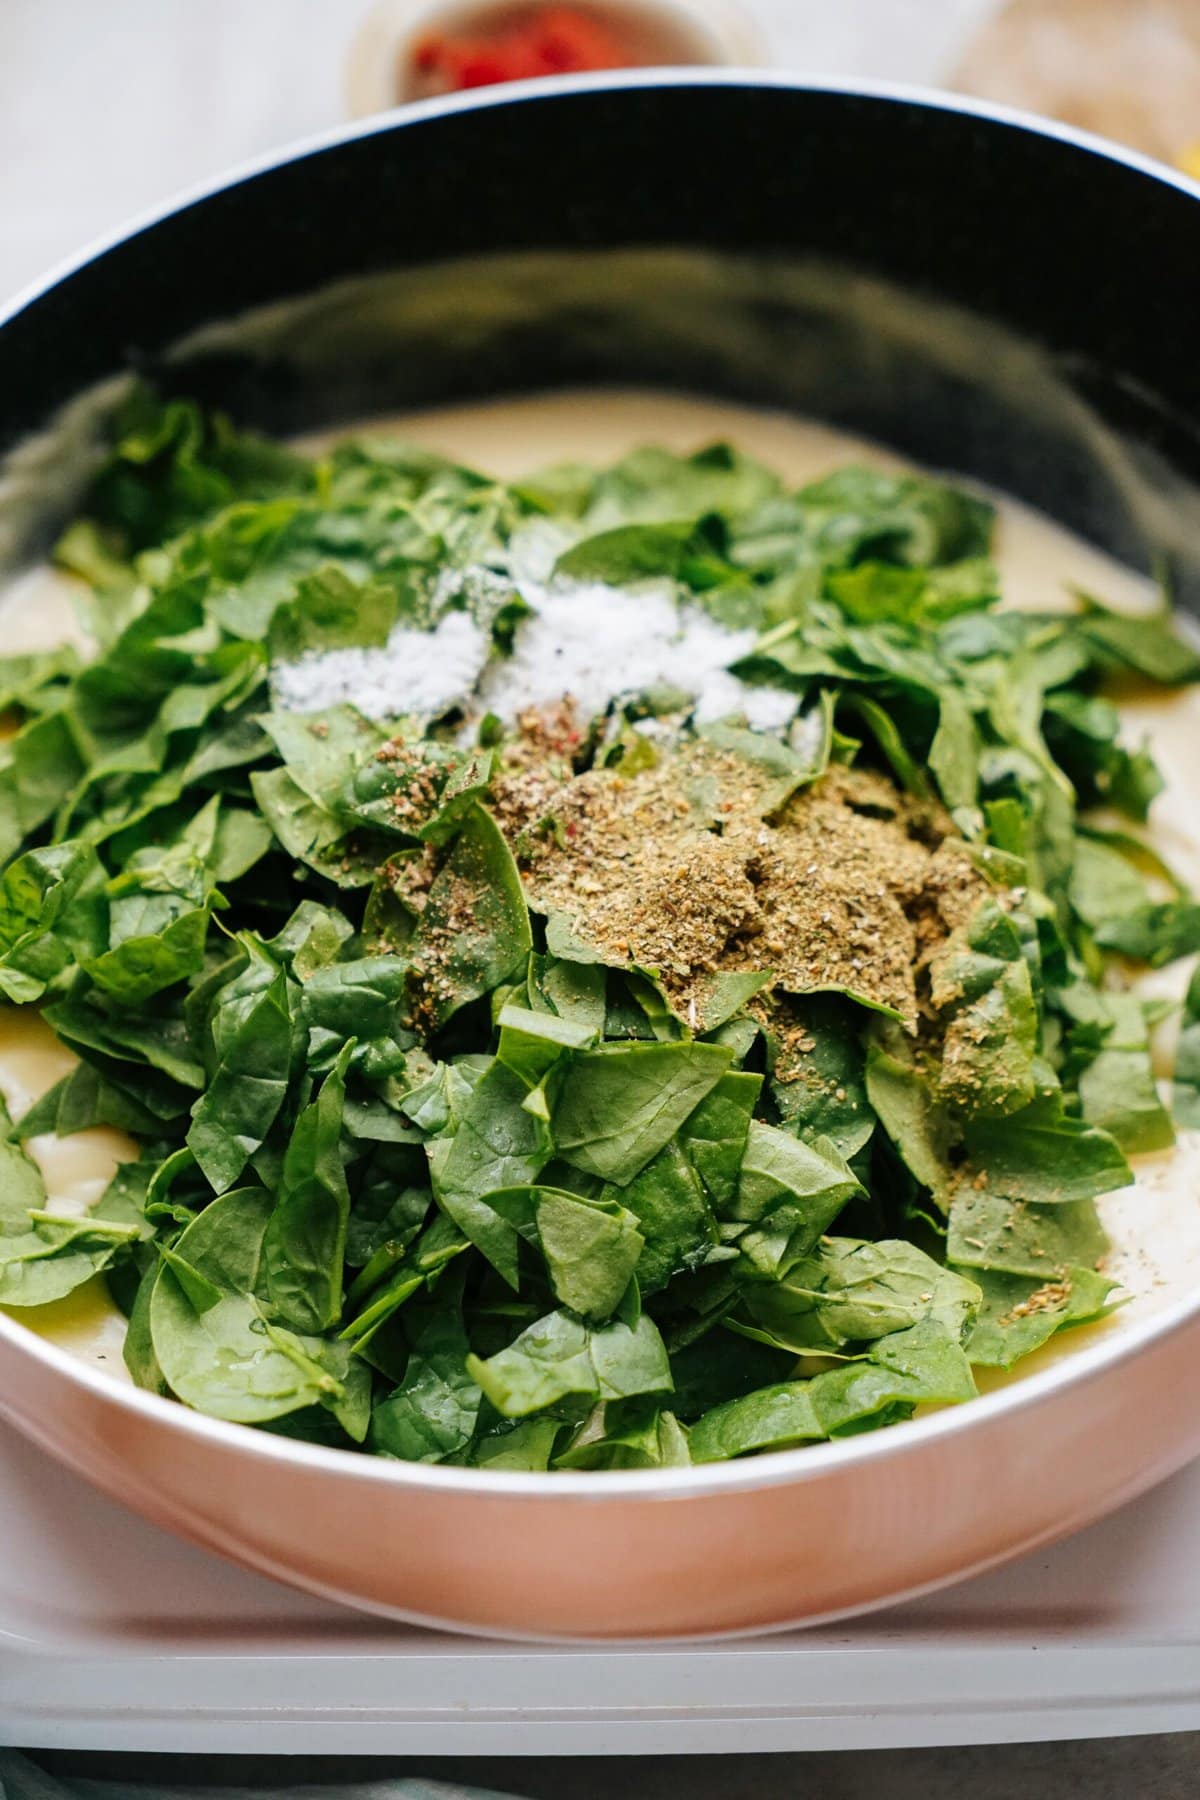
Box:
(412, 6), (634, 94)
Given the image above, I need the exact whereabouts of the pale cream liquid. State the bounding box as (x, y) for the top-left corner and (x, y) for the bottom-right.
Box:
(4, 389), (1200, 1391)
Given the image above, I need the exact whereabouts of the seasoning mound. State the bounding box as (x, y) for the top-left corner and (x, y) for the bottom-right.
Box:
(495, 719), (984, 1031)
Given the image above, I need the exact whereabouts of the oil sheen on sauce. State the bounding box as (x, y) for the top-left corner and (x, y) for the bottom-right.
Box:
(4, 388), (1200, 1392)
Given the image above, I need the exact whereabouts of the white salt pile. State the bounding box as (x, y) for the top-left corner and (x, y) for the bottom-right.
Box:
(269, 542), (795, 731)
(475, 581), (795, 730)
(270, 609), (490, 719)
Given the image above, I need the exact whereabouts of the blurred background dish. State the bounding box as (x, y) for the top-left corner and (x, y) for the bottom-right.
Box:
(346, 0), (764, 115)
(951, 0), (1200, 173)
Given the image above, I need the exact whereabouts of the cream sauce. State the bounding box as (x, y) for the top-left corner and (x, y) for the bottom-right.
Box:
(4, 388), (1199, 1388)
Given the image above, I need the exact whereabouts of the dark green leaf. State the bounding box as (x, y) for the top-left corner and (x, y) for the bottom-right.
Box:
(427, 1060), (549, 1286)
(550, 1040), (733, 1184)
(735, 1237), (980, 1354)
(733, 1121), (861, 1278)
(467, 1308), (672, 1419)
(187, 965), (297, 1192)
(370, 1272), (480, 1464)
(410, 805), (532, 1029)
(489, 1184), (644, 1320)
(947, 1187), (1109, 1278)
(261, 1043), (354, 1333)
(1076, 596), (1200, 684)
(689, 1320), (976, 1462)
(964, 1264), (1121, 1368)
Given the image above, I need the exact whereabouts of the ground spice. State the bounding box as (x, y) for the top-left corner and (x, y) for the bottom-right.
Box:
(493, 723), (987, 1030)
(998, 1278), (1073, 1327)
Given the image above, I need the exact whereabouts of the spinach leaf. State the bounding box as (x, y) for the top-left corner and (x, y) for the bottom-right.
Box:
(369, 1271), (481, 1463)
(76, 389), (312, 553)
(1057, 984), (1174, 1154)
(961, 1089), (1131, 1206)
(267, 900), (355, 978)
(1174, 963), (1200, 1128)
(345, 1168), (429, 1274)
(123, 1262), (167, 1393)
(187, 963), (297, 1192)
(947, 1188), (1109, 1279)
(584, 443), (781, 530)
(964, 1265), (1120, 1368)
(250, 765), (390, 889)
(555, 519), (735, 588)
(0, 1099), (139, 1306)
(346, 738), (494, 844)
(735, 1237), (980, 1355)
(1044, 692), (1163, 819)
(0, 646), (80, 713)
(148, 1185), (363, 1433)
(299, 956), (412, 1078)
(1093, 901), (1200, 968)
(409, 804), (532, 1029)
(267, 567), (403, 664)
(261, 1043), (354, 1334)
(550, 1040), (733, 1183)
(667, 1330), (797, 1421)
(85, 902), (214, 1006)
(1075, 595), (1200, 684)
(929, 900), (1038, 1117)
(596, 1143), (717, 1297)
(496, 1003), (597, 1095)
(556, 1398), (691, 1470)
(489, 1185), (643, 1320)
(527, 952), (608, 1033)
(0, 711), (87, 866)
(0, 840), (107, 1004)
(795, 466), (993, 567)
(689, 1320), (977, 1462)
(928, 688), (981, 811)
(733, 1122), (861, 1278)
(44, 992), (204, 1091)
(678, 1070), (762, 1212)
(769, 996), (874, 1159)
(1069, 835), (1152, 932)
(16, 1058), (187, 1141)
(465, 1415), (565, 1470)
(340, 1210), (468, 1348)
(427, 1060), (550, 1286)
(467, 1308), (672, 1419)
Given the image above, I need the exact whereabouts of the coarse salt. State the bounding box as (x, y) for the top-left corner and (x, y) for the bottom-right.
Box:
(269, 608), (490, 719)
(475, 578), (792, 729)
(270, 530), (796, 731)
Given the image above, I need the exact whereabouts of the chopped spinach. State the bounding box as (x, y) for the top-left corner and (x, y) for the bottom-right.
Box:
(0, 390), (1190, 1468)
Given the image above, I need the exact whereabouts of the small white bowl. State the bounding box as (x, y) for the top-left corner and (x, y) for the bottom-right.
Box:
(345, 0), (765, 117)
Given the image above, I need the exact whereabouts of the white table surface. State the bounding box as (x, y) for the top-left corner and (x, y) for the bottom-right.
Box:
(0, 0), (1001, 305)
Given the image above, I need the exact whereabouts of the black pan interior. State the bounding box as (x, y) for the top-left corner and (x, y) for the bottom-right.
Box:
(1, 81), (1198, 600)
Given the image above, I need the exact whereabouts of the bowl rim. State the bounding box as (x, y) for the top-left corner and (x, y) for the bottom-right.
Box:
(4, 65), (1200, 332)
(2, 67), (1200, 1502)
